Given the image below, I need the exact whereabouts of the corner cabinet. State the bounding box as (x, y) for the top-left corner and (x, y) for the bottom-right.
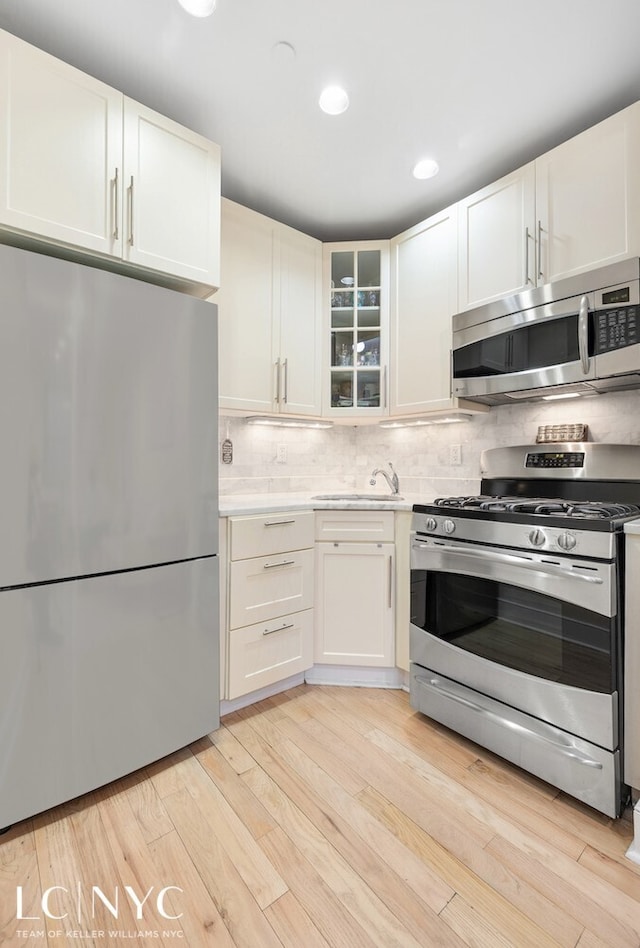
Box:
(218, 199), (323, 416)
(323, 241), (390, 419)
(0, 29), (220, 293)
(314, 510), (395, 666)
(458, 101), (640, 310)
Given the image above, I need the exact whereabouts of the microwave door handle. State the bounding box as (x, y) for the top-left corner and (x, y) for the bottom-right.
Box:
(578, 294), (590, 374)
(412, 542), (603, 584)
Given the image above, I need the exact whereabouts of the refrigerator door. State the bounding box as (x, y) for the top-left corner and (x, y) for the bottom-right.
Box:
(0, 557), (219, 829)
(0, 244), (218, 586)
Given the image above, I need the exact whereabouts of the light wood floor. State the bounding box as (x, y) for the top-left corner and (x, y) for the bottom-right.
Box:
(1, 684), (640, 947)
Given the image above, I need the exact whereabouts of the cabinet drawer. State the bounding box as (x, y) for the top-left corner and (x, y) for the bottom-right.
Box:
(315, 509), (395, 543)
(227, 608), (313, 700)
(229, 548), (314, 629)
(230, 510), (314, 560)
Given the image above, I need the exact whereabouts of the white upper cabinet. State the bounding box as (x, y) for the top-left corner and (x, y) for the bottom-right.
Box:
(122, 99), (220, 287)
(0, 30), (123, 257)
(458, 165), (535, 310)
(217, 199), (322, 416)
(0, 30), (220, 292)
(536, 103), (640, 286)
(458, 102), (640, 311)
(389, 206), (459, 415)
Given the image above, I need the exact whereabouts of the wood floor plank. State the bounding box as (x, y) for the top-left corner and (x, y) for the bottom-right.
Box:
(191, 738), (278, 839)
(122, 769), (175, 845)
(357, 785), (582, 948)
(147, 830), (236, 946)
(487, 835), (640, 948)
(166, 751), (287, 909)
(578, 843), (640, 901)
(161, 787), (282, 948)
(207, 722), (257, 774)
(146, 747), (194, 800)
(245, 764), (458, 948)
(264, 890), (332, 948)
(259, 825), (382, 948)
(246, 709), (456, 914)
(440, 892), (531, 948)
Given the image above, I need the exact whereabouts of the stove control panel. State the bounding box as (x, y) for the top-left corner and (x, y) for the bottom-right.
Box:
(525, 452), (585, 469)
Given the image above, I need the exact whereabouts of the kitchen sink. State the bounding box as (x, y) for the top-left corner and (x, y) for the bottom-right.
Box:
(312, 493), (404, 501)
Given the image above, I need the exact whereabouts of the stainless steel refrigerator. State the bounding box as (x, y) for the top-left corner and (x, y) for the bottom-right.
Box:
(0, 243), (219, 830)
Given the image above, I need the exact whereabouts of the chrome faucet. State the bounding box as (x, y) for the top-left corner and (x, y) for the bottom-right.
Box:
(370, 461), (400, 495)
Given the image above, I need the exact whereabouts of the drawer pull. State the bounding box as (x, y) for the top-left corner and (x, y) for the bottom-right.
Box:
(263, 559), (295, 570)
(264, 519), (296, 527)
(263, 621), (295, 636)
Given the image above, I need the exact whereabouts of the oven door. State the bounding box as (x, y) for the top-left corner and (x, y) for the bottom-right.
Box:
(410, 534), (618, 751)
(451, 292), (596, 401)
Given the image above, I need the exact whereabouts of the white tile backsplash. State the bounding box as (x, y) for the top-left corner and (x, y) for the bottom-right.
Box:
(219, 389), (640, 499)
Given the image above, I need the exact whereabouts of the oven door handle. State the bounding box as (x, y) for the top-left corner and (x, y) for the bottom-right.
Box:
(416, 675), (604, 770)
(412, 542), (604, 584)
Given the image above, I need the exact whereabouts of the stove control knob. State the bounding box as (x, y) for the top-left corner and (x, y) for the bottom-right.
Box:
(528, 528), (545, 547)
(424, 517), (438, 532)
(557, 531), (577, 551)
(443, 519), (456, 535)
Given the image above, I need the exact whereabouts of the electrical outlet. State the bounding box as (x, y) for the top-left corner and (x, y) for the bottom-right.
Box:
(276, 443), (287, 464)
(449, 443), (462, 466)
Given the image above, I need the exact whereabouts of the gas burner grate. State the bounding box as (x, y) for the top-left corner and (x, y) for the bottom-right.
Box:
(432, 495), (640, 521)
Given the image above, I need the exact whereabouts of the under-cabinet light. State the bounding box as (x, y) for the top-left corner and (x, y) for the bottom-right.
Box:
(379, 413), (471, 428)
(541, 392), (583, 401)
(245, 416), (334, 429)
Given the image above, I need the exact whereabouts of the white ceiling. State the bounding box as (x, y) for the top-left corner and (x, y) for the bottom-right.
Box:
(2, 0), (640, 241)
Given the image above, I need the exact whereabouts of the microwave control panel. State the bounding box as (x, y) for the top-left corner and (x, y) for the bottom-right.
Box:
(594, 305), (638, 353)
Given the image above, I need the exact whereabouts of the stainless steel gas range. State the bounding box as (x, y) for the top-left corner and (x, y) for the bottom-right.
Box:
(410, 442), (640, 817)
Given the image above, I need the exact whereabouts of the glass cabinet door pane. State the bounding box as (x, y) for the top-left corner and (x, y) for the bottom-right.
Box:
(332, 251), (355, 288)
(332, 332), (353, 366)
(331, 370), (353, 407)
(356, 331), (380, 365)
(357, 250), (380, 287)
(357, 370), (381, 407)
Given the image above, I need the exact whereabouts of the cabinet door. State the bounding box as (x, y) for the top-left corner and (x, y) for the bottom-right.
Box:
(458, 164), (536, 310)
(0, 30), (122, 256)
(217, 200), (277, 412)
(276, 225), (323, 415)
(536, 103), (640, 285)
(123, 98), (220, 288)
(314, 542), (394, 666)
(390, 207), (458, 414)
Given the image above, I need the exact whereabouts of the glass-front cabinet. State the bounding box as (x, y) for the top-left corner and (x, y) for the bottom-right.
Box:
(324, 241), (389, 417)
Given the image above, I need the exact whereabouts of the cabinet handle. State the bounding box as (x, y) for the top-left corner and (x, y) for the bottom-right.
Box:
(264, 519), (296, 527)
(127, 175), (134, 246)
(112, 168), (119, 240)
(263, 559), (295, 570)
(524, 226), (533, 285)
(383, 365), (387, 408)
(537, 219), (543, 281)
(263, 621), (295, 636)
(283, 358), (288, 404)
(275, 358), (281, 404)
(388, 555), (393, 608)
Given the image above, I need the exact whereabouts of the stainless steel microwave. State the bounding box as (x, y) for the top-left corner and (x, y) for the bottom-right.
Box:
(451, 258), (640, 405)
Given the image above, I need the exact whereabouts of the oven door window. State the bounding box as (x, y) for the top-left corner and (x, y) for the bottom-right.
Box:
(412, 570), (615, 693)
(453, 312), (589, 379)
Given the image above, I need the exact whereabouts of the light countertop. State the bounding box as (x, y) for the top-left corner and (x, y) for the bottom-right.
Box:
(625, 519), (640, 535)
(218, 491), (428, 517)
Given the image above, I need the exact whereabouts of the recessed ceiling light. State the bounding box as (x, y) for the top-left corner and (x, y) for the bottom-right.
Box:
(412, 158), (439, 180)
(319, 86), (349, 116)
(177, 0), (216, 16)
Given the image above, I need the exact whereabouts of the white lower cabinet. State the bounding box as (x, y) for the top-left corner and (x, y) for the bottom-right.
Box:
(314, 510), (395, 666)
(225, 511), (314, 701)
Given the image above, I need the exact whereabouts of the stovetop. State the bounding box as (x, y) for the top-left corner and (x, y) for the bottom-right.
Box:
(429, 494), (640, 526)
